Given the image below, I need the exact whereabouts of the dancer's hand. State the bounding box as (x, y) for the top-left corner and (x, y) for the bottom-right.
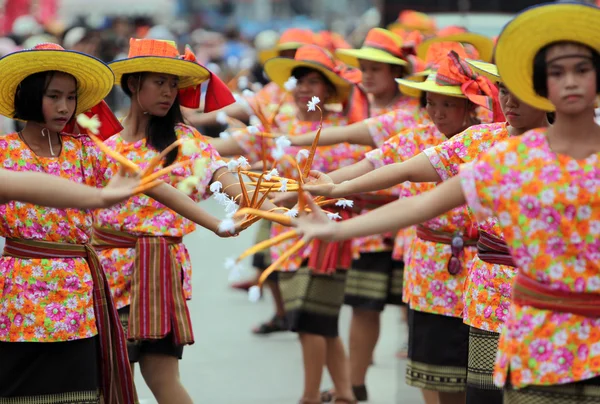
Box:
(294, 192), (339, 242)
(99, 166), (142, 208)
(303, 170), (336, 197)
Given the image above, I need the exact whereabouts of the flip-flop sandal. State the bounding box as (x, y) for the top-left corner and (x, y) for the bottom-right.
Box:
(321, 385), (367, 402)
(251, 315), (289, 335)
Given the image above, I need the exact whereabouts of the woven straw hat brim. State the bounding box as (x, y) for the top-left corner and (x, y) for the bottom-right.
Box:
(465, 59), (500, 82)
(264, 58), (352, 103)
(417, 33), (495, 62)
(396, 74), (466, 99)
(495, 2), (600, 112)
(110, 56), (210, 89)
(335, 48), (407, 68)
(0, 49), (114, 119)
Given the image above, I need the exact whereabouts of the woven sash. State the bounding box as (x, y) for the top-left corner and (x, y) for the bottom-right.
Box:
(309, 209), (353, 274)
(513, 273), (600, 318)
(416, 225), (479, 246)
(3, 238), (137, 404)
(476, 230), (516, 267)
(92, 227), (194, 346)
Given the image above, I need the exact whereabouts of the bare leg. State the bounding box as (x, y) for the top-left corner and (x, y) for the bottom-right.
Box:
(267, 279), (285, 318)
(349, 308), (380, 386)
(139, 354), (193, 404)
(299, 333), (327, 402)
(439, 392), (466, 404)
(325, 336), (354, 400)
(421, 389), (439, 404)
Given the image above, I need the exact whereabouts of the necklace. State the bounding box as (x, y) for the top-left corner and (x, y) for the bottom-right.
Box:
(18, 129), (62, 158)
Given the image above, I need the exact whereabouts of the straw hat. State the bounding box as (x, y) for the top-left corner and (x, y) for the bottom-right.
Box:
(258, 28), (315, 65)
(417, 26), (495, 62)
(388, 10), (437, 34)
(109, 38), (210, 89)
(335, 28), (407, 68)
(495, 2), (600, 111)
(397, 71), (466, 99)
(264, 45), (352, 103)
(0, 43), (114, 119)
(466, 60), (500, 82)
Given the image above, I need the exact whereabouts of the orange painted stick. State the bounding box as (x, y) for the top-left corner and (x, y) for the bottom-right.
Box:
(140, 139), (185, 177)
(237, 229), (300, 261)
(237, 169), (251, 207)
(257, 239), (306, 287)
(234, 208), (292, 226)
(140, 161), (192, 185)
(89, 134), (140, 173)
(302, 107), (323, 178)
(134, 179), (163, 194)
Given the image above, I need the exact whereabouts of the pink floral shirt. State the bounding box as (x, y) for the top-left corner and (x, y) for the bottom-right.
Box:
(460, 128), (600, 388)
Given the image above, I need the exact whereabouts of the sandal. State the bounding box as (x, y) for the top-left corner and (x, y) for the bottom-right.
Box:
(321, 385), (367, 402)
(333, 398), (357, 404)
(251, 315), (288, 335)
(320, 390), (334, 402)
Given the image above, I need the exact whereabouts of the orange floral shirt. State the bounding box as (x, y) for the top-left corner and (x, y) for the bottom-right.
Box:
(232, 112), (370, 270)
(0, 133), (114, 342)
(460, 128), (600, 388)
(94, 124), (225, 309)
(366, 124), (476, 317)
(424, 122), (514, 332)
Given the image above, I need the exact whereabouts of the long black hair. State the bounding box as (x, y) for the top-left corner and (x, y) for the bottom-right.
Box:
(121, 72), (183, 166)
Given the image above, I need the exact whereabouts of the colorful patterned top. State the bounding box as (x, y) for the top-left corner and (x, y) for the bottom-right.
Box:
(232, 112), (370, 270)
(460, 128), (600, 388)
(246, 82), (295, 116)
(364, 107), (431, 149)
(366, 124), (477, 318)
(0, 132), (113, 342)
(95, 124), (225, 309)
(424, 122), (513, 332)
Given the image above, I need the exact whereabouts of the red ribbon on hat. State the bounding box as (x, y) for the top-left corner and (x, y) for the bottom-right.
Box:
(63, 100), (124, 141)
(178, 45), (235, 112)
(334, 63), (370, 123)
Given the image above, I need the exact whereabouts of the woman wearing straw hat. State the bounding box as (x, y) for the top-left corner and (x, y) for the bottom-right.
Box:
(295, 2), (600, 402)
(212, 44), (370, 404)
(300, 49), (504, 404)
(299, 59), (550, 404)
(93, 38), (277, 404)
(186, 28), (316, 128)
(0, 43), (144, 404)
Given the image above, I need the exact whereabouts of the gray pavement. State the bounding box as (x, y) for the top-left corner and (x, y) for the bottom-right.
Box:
(129, 199), (423, 404)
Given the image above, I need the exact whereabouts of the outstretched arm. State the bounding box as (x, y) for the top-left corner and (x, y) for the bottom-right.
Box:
(209, 136), (245, 157)
(305, 153), (441, 198)
(296, 175), (466, 242)
(183, 103), (250, 128)
(288, 121), (376, 147)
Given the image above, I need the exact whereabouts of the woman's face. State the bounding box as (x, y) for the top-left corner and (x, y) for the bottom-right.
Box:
(42, 72), (77, 132)
(498, 83), (547, 130)
(425, 92), (471, 136)
(359, 59), (401, 96)
(134, 72), (179, 117)
(293, 71), (331, 110)
(545, 43), (597, 115)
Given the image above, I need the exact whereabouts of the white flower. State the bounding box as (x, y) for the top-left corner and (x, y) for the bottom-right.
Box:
(264, 168), (279, 181)
(213, 192), (229, 205)
(182, 139), (200, 156)
(224, 257), (237, 270)
(271, 147), (285, 160)
(327, 212), (342, 220)
(278, 178), (288, 192)
(242, 89), (255, 98)
(249, 115), (261, 127)
(228, 266), (242, 282)
(77, 114), (101, 135)
(237, 156), (250, 168)
(210, 181), (223, 193)
(227, 159), (240, 172)
(218, 218), (236, 233)
(335, 199), (354, 209)
(275, 136), (292, 149)
(237, 76), (249, 90)
(285, 208), (299, 218)
(216, 111), (228, 125)
(284, 76), (298, 92)
(224, 199), (239, 215)
(219, 131), (231, 139)
(307, 96), (321, 112)
(247, 126), (260, 135)
(248, 285), (261, 303)
(296, 149), (310, 162)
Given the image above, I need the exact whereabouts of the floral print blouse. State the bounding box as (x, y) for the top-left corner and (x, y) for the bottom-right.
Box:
(460, 128), (600, 388)
(95, 124), (225, 309)
(424, 122), (513, 333)
(0, 132), (113, 342)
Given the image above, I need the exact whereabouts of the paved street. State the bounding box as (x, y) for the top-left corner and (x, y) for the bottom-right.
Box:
(133, 198), (424, 404)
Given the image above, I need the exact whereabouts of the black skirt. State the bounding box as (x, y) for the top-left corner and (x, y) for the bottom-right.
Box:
(279, 267), (347, 337)
(406, 308), (469, 393)
(467, 327), (503, 404)
(344, 251), (405, 311)
(0, 337), (100, 403)
(504, 375), (600, 403)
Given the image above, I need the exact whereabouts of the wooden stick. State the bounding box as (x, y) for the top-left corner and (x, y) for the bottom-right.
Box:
(140, 139), (185, 177)
(140, 161), (192, 185)
(134, 179), (163, 194)
(257, 239), (307, 287)
(302, 106), (323, 178)
(237, 229), (299, 261)
(89, 134), (140, 173)
(233, 208), (292, 226)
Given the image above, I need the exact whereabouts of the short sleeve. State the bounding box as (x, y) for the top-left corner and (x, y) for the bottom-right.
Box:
(364, 109), (415, 148)
(79, 135), (117, 188)
(365, 126), (432, 169)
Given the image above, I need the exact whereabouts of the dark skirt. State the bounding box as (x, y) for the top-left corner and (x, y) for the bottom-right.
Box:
(279, 266), (348, 337)
(252, 221), (277, 281)
(0, 337), (100, 403)
(467, 327), (503, 404)
(344, 251), (405, 311)
(406, 308), (469, 393)
(118, 306), (184, 363)
(504, 375), (600, 403)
